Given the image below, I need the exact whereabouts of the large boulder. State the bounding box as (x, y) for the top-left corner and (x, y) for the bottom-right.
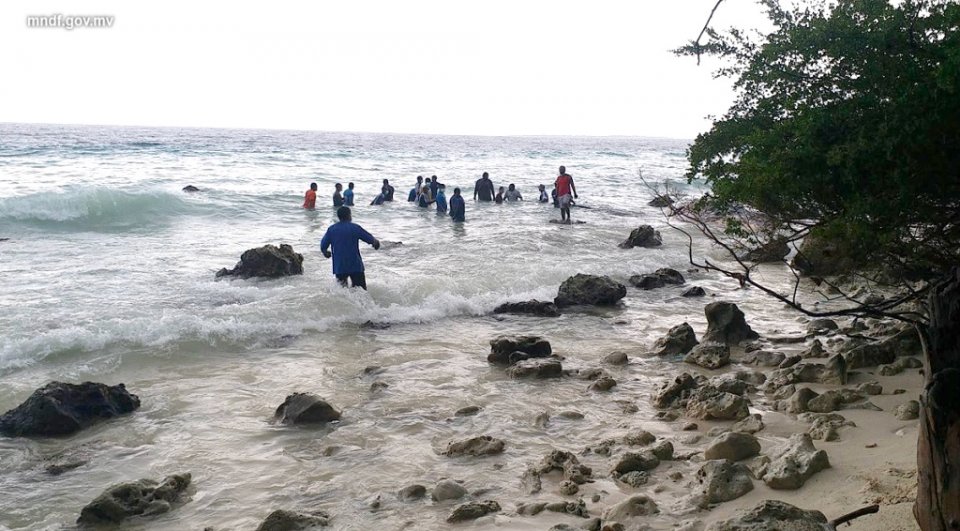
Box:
(493, 300), (561, 317)
(697, 460), (754, 505)
(703, 302), (759, 345)
(765, 354), (846, 388)
(216, 244), (304, 279)
(0, 381), (140, 437)
(274, 393), (341, 425)
(77, 473), (191, 525)
(652, 323), (699, 357)
(488, 336), (552, 365)
(432, 480), (468, 502)
(506, 358), (563, 379)
(618, 225), (663, 249)
(707, 500), (831, 531)
(629, 268), (686, 290)
(684, 342), (731, 370)
(844, 342), (896, 369)
(554, 274), (626, 307)
(791, 230), (864, 277)
(443, 435), (505, 457)
(704, 432), (761, 462)
(255, 509), (331, 530)
(761, 434), (830, 490)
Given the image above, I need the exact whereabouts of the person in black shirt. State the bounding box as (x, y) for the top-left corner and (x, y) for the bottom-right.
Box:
(474, 172), (495, 201)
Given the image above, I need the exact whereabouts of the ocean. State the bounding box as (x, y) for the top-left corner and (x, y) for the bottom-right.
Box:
(0, 123), (808, 530)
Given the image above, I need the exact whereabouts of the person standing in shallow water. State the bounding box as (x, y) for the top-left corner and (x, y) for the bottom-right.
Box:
(409, 176), (424, 202)
(303, 182), (318, 209)
(504, 183), (523, 201)
(538, 184), (549, 203)
(320, 206), (380, 290)
(495, 186), (505, 204)
(474, 172), (495, 201)
(555, 165), (578, 223)
(450, 188), (465, 222)
(435, 184), (448, 214)
(333, 183), (344, 207)
(344, 182), (355, 206)
(381, 179), (395, 201)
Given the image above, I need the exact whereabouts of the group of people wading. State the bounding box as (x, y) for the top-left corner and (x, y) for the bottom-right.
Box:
(304, 166), (579, 289)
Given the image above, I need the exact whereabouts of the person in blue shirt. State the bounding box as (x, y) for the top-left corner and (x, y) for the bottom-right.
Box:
(344, 182), (355, 206)
(333, 183), (344, 207)
(320, 207), (380, 289)
(538, 184), (550, 203)
(435, 185), (448, 214)
(429, 175), (443, 198)
(449, 188), (465, 222)
(408, 176), (424, 202)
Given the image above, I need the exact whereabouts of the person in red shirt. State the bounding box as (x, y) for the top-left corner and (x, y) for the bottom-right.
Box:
(554, 166), (578, 223)
(303, 182), (318, 209)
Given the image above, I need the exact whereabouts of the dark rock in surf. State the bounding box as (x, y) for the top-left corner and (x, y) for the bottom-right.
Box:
(77, 473), (191, 525)
(274, 393), (341, 425)
(493, 300), (561, 317)
(447, 500), (501, 523)
(488, 336), (552, 365)
(216, 244), (304, 279)
(619, 225), (663, 249)
(506, 358), (563, 379)
(703, 302), (759, 345)
(255, 509), (331, 530)
(739, 239), (790, 263)
(648, 195), (674, 208)
(684, 342), (732, 370)
(443, 435), (505, 457)
(683, 286), (706, 297)
(629, 268), (686, 290)
(0, 381), (140, 437)
(181, 185), (200, 192)
(652, 322), (699, 357)
(554, 274), (627, 307)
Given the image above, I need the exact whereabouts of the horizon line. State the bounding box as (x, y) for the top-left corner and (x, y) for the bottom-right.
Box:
(0, 120), (693, 143)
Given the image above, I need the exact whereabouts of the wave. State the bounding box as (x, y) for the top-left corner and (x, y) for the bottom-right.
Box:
(0, 187), (203, 229)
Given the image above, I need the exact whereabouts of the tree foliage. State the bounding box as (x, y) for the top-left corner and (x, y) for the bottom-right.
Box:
(676, 0), (960, 280)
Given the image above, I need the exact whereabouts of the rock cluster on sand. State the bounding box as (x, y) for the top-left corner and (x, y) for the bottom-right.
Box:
(0, 381), (140, 437)
(446, 500), (501, 522)
(760, 434), (830, 489)
(704, 432), (761, 462)
(685, 342), (732, 369)
(274, 393), (341, 425)
(707, 500), (831, 531)
(216, 244), (304, 279)
(618, 225), (663, 248)
(697, 460), (754, 505)
(629, 268), (685, 290)
(255, 509), (331, 530)
(77, 473), (191, 525)
(493, 300), (561, 317)
(554, 274), (627, 307)
(602, 495), (659, 524)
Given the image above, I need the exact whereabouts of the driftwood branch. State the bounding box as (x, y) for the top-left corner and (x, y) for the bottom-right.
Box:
(830, 504), (879, 527)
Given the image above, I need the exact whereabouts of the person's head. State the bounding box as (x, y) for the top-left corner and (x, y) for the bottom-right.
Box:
(431, 175), (437, 182)
(337, 206), (352, 221)
(348, 182), (354, 189)
(417, 175), (423, 183)
(438, 184), (445, 192)
(508, 184), (516, 191)
(335, 183), (343, 191)
(559, 165), (566, 174)
(482, 172), (489, 179)
(422, 185), (430, 193)
(538, 184), (545, 191)
(499, 186), (505, 192)
(310, 182), (317, 191)
(453, 187), (461, 196)
(383, 178), (389, 185)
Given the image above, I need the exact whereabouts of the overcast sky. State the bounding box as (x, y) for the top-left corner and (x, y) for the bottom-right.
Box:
(0, 1), (768, 138)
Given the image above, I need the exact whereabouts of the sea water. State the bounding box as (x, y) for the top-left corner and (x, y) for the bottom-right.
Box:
(0, 124), (811, 530)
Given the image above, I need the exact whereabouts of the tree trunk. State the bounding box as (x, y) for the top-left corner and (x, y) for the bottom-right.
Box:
(915, 267), (960, 531)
